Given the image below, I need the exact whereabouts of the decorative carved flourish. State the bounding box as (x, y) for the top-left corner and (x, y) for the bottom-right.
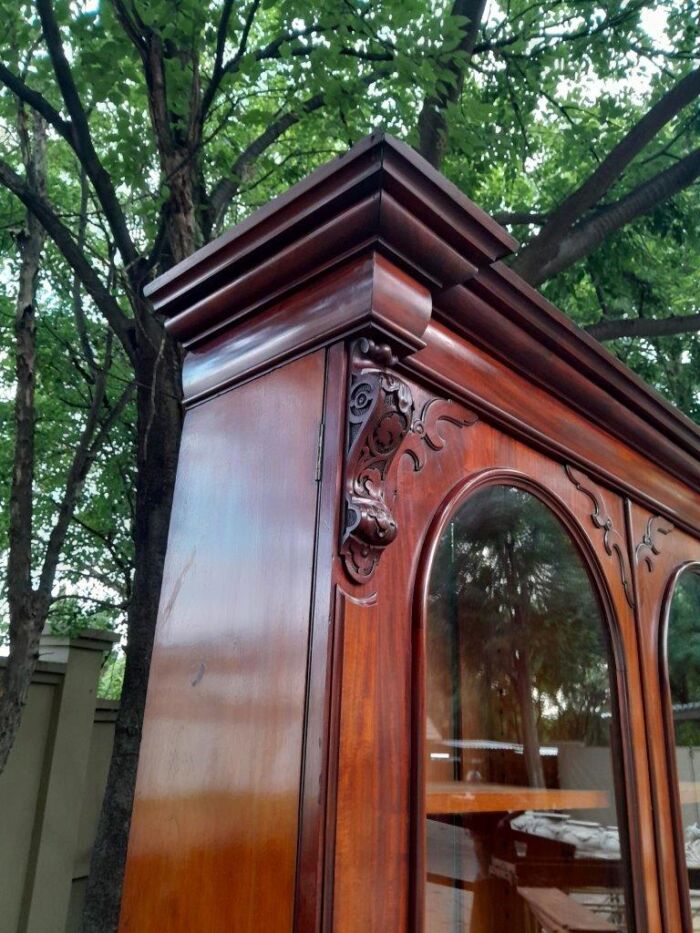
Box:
(341, 338), (476, 583)
(565, 465), (636, 608)
(403, 398), (478, 472)
(636, 514), (674, 571)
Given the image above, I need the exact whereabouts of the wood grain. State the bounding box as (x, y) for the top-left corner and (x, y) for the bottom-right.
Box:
(119, 136), (700, 933)
(119, 352), (326, 932)
(426, 784), (609, 815)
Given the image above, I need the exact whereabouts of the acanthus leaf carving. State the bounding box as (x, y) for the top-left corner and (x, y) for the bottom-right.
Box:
(341, 339), (414, 583)
(565, 464), (636, 608)
(340, 338), (476, 584)
(636, 514), (674, 571)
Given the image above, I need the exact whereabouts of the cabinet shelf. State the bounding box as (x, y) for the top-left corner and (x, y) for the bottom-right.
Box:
(427, 782), (609, 815)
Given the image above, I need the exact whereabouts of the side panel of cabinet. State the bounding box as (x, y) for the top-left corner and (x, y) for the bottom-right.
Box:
(630, 502), (700, 932)
(328, 373), (661, 933)
(119, 350), (326, 932)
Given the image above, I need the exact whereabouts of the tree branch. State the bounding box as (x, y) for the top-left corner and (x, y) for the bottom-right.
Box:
(201, 19), (327, 120)
(586, 313), (700, 342)
(0, 62), (70, 137)
(207, 91), (325, 229)
(514, 63), (700, 281)
(0, 157), (136, 363)
(36, 0), (138, 268)
(110, 0), (149, 53)
(493, 210), (548, 226)
(72, 167), (96, 370)
(528, 144), (700, 283)
(38, 371), (136, 599)
(6, 112), (46, 641)
(417, 0), (488, 168)
(200, 0), (237, 118)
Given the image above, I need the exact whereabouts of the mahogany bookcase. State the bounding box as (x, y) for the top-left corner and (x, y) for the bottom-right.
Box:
(118, 134), (700, 933)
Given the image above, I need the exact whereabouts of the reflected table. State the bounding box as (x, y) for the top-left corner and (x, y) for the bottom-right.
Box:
(426, 783), (620, 932)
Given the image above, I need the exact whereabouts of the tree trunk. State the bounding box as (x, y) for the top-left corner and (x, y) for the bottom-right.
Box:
(0, 114), (47, 773)
(0, 596), (47, 772)
(417, 0), (487, 169)
(81, 320), (183, 933)
(513, 644), (545, 789)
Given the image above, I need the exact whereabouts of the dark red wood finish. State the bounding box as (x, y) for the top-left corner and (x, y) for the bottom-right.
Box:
(120, 134), (700, 933)
(628, 504), (700, 933)
(327, 386), (660, 932)
(120, 352), (326, 931)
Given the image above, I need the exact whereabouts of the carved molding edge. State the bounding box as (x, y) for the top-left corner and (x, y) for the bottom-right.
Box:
(565, 465), (636, 608)
(341, 338), (477, 583)
(636, 514), (675, 571)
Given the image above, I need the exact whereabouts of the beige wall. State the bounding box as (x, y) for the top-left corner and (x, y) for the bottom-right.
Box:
(0, 630), (119, 933)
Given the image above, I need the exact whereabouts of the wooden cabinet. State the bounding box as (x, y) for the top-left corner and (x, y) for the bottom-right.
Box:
(119, 134), (700, 932)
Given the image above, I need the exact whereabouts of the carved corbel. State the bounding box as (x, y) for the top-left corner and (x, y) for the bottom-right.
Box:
(341, 339), (414, 582)
(340, 338), (477, 583)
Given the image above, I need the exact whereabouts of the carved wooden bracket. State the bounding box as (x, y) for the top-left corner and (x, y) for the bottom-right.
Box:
(341, 338), (476, 583)
(636, 514), (674, 571)
(341, 339), (414, 582)
(565, 465), (636, 608)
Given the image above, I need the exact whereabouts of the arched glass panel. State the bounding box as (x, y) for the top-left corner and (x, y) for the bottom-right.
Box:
(666, 569), (700, 929)
(424, 485), (631, 932)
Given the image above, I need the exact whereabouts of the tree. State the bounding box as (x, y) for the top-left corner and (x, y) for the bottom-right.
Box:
(0, 2), (698, 929)
(0, 100), (133, 772)
(427, 485), (614, 789)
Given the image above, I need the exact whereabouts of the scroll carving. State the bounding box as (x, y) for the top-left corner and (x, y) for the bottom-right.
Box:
(565, 465), (636, 608)
(403, 398), (478, 472)
(636, 514), (674, 571)
(341, 338), (476, 583)
(341, 340), (414, 582)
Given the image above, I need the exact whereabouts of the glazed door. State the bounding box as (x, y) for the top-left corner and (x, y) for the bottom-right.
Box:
(326, 366), (662, 933)
(419, 481), (634, 933)
(630, 503), (700, 932)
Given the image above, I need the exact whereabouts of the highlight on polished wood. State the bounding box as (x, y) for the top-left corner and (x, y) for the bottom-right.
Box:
(118, 133), (700, 932)
(427, 784), (609, 816)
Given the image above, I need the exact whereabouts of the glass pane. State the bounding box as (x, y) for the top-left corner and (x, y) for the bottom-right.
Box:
(667, 570), (700, 931)
(424, 485), (630, 933)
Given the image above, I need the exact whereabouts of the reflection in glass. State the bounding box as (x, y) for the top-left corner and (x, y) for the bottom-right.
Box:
(667, 570), (700, 930)
(424, 485), (630, 932)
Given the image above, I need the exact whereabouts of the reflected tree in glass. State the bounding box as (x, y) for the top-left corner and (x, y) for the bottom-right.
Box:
(424, 485), (630, 933)
(666, 570), (700, 930)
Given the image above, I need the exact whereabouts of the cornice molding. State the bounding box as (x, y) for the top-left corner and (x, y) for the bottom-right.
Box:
(437, 272), (700, 492)
(147, 133), (700, 491)
(147, 133), (515, 347)
(180, 253), (431, 405)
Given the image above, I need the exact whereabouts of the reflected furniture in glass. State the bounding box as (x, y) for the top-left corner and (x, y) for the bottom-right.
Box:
(118, 135), (700, 932)
(424, 485), (627, 932)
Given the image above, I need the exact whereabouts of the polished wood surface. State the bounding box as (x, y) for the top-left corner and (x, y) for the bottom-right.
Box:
(517, 887), (617, 932)
(427, 784), (609, 815)
(329, 379), (661, 932)
(119, 352), (326, 932)
(630, 502), (700, 933)
(121, 137), (700, 933)
(294, 343), (348, 933)
(181, 253), (431, 406)
(408, 319), (700, 537)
